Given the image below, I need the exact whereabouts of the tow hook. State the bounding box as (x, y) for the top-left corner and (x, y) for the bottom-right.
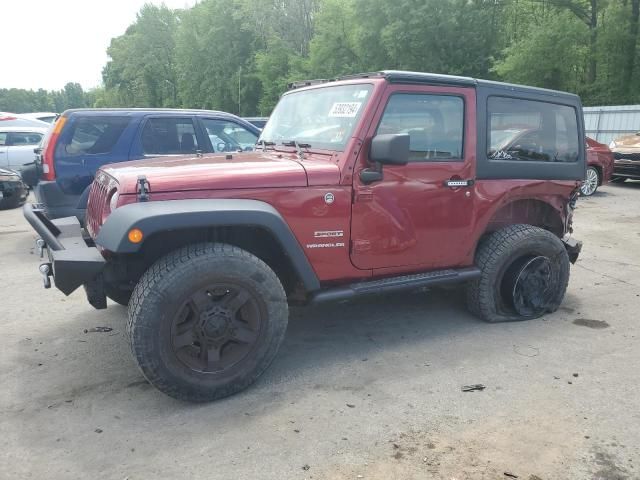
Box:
(39, 263), (52, 289)
(36, 238), (46, 258)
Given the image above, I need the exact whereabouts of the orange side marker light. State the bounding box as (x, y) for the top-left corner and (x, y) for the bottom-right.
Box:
(128, 228), (144, 243)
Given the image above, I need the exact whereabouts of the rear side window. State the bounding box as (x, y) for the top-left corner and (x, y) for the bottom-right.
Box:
(6, 132), (43, 146)
(142, 117), (198, 155)
(376, 94), (464, 161)
(0, 133), (7, 145)
(58, 116), (129, 156)
(488, 97), (579, 163)
(201, 119), (258, 152)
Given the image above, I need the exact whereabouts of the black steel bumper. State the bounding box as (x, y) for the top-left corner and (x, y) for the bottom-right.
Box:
(23, 203), (107, 308)
(562, 235), (582, 264)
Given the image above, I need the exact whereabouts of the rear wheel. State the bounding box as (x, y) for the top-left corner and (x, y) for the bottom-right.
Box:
(580, 166), (599, 196)
(466, 225), (570, 323)
(127, 243), (288, 402)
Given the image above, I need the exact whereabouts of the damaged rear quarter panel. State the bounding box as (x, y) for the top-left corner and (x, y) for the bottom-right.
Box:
(468, 179), (579, 259)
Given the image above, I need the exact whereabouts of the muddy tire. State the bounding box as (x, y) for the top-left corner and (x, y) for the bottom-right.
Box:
(466, 225), (570, 323)
(127, 243), (288, 402)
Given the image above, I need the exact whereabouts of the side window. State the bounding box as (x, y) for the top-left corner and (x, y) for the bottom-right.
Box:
(142, 118), (198, 155)
(0, 133), (7, 146)
(376, 94), (464, 162)
(201, 119), (258, 152)
(58, 116), (129, 156)
(6, 132), (43, 146)
(487, 97), (579, 163)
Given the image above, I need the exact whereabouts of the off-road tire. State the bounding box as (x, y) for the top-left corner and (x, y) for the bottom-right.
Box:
(466, 224), (570, 323)
(105, 284), (132, 306)
(127, 243), (288, 402)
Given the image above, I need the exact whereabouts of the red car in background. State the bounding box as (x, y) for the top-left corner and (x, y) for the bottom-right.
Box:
(583, 137), (614, 196)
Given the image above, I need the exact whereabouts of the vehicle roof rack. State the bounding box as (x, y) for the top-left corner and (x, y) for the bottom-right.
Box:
(286, 70), (575, 97)
(287, 79), (330, 89)
(287, 71), (476, 90)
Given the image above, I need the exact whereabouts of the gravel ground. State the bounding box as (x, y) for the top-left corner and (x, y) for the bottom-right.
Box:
(2, 183), (640, 480)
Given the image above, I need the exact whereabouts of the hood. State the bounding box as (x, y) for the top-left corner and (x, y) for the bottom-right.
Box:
(612, 133), (640, 150)
(102, 151), (321, 195)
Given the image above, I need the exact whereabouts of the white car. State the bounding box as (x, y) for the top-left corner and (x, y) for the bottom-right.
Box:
(0, 112), (51, 128)
(21, 112), (59, 124)
(0, 126), (49, 173)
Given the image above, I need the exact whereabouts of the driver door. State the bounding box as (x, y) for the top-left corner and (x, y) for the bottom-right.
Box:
(350, 84), (478, 271)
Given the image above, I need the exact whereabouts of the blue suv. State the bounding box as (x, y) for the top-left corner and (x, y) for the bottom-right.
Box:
(33, 109), (260, 221)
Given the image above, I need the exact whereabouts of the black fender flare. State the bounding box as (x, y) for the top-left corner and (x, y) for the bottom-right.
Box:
(95, 199), (320, 291)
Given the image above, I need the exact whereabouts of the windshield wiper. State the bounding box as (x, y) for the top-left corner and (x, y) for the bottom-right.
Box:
(257, 139), (276, 152)
(282, 140), (311, 160)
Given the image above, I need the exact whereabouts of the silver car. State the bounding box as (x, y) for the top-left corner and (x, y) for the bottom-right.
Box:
(21, 112), (59, 124)
(0, 126), (49, 173)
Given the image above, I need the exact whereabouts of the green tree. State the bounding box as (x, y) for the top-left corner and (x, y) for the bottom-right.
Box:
(175, 0), (258, 114)
(494, 11), (588, 92)
(103, 3), (179, 107)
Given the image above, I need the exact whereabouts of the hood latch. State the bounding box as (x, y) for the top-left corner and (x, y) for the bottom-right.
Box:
(137, 175), (150, 202)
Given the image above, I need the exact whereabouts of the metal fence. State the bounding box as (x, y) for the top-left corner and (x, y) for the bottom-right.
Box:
(584, 105), (640, 145)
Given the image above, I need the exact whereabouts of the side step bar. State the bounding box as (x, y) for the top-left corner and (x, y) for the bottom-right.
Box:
(311, 267), (481, 304)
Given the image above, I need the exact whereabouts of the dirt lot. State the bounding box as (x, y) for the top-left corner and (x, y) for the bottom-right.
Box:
(2, 183), (640, 480)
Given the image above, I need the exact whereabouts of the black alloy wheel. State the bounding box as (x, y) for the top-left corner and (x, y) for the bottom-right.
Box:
(171, 284), (263, 373)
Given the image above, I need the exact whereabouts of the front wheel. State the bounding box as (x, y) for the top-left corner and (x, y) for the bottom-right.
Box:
(127, 243), (288, 402)
(580, 166), (599, 196)
(466, 225), (570, 323)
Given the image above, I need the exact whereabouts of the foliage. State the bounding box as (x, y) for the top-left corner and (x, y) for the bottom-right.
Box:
(102, 4), (179, 107)
(0, 83), (92, 114)
(3, 0), (640, 115)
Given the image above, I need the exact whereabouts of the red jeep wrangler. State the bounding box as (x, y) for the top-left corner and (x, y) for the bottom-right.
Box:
(25, 71), (584, 402)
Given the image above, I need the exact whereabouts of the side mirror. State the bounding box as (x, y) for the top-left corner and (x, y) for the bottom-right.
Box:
(369, 134), (410, 165)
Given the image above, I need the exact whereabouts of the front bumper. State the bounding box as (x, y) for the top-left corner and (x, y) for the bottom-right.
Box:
(613, 156), (640, 179)
(23, 203), (107, 308)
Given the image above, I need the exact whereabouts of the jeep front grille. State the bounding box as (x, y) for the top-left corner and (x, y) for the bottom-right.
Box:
(86, 173), (113, 239)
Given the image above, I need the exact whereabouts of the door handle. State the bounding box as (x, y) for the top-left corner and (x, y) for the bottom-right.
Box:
(445, 179), (474, 188)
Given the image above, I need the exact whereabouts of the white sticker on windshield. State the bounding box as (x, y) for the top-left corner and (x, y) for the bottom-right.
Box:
(356, 90), (369, 99)
(328, 102), (362, 118)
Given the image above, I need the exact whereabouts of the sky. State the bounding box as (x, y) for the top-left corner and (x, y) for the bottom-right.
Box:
(2, 0), (197, 91)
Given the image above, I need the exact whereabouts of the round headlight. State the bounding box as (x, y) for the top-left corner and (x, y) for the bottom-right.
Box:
(109, 190), (120, 212)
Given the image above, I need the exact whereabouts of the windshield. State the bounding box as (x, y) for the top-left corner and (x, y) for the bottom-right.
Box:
(259, 84), (373, 151)
(490, 129), (528, 151)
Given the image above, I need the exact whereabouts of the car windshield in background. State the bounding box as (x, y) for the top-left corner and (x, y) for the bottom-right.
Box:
(259, 84), (373, 151)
